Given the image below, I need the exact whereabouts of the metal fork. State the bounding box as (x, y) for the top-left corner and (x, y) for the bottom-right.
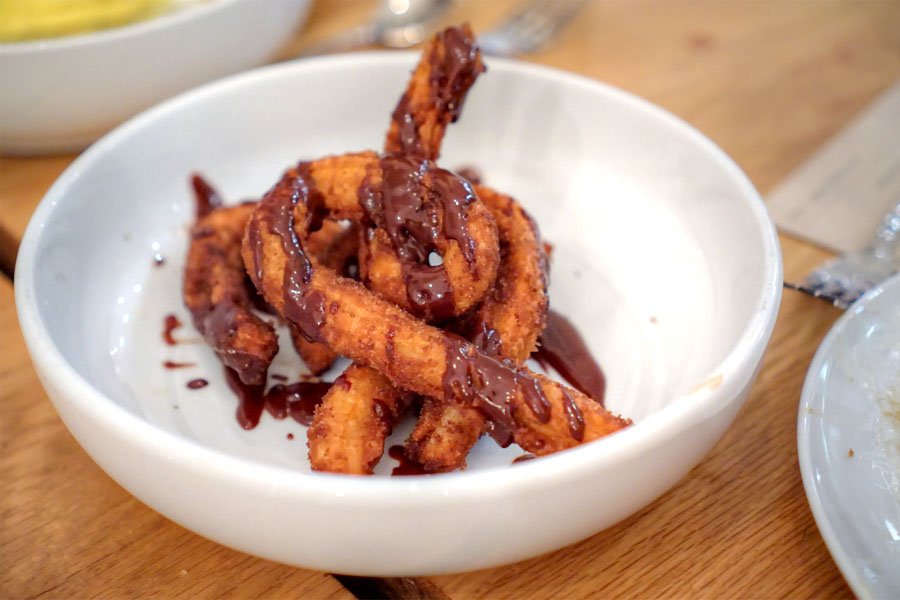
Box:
(478, 0), (588, 56)
(785, 199), (900, 309)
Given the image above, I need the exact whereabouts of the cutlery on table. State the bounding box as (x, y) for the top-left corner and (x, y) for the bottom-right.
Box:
(297, 0), (587, 58)
(785, 200), (900, 308)
(478, 0), (587, 56)
(297, 0), (452, 56)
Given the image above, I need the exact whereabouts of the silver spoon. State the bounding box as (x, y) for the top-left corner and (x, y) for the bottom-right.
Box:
(298, 0), (452, 57)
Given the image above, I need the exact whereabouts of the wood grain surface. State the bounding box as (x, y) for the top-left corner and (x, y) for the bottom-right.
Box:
(2, 0), (899, 598)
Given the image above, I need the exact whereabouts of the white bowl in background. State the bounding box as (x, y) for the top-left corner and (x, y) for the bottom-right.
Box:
(0, 0), (310, 155)
(15, 53), (782, 575)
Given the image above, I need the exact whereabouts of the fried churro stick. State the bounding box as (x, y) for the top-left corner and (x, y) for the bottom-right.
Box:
(307, 363), (411, 475)
(405, 185), (549, 470)
(307, 25), (490, 474)
(361, 24), (490, 323)
(289, 221), (362, 375)
(242, 162), (630, 458)
(385, 23), (484, 160)
(184, 192), (278, 386)
(288, 150), (499, 474)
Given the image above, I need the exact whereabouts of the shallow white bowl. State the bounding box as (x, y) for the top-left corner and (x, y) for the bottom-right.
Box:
(0, 0), (310, 155)
(15, 53), (782, 575)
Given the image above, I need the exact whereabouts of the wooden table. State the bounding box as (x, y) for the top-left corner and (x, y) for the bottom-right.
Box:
(2, 1), (898, 597)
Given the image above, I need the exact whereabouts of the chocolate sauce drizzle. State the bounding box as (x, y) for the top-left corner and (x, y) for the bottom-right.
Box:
(265, 381), (332, 426)
(192, 174), (223, 220)
(443, 307), (604, 444)
(223, 367), (330, 430)
(429, 26), (484, 124)
(247, 168), (326, 344)
(442, 336), (551, 447)
(358, 155), (477, 322)
(163, 314), (182, 345)
(391, 93), (422, 157)
(534, 310), (606, 407)
(201, 300), (270, 385)
(163, 360), (195, 369)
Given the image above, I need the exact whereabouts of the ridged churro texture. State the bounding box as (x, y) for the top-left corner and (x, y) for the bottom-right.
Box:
(184, 200), (278, 386)
(405, 185), (550, 471)
(307, 363), (410, 475)
(385, 23), (485, 161)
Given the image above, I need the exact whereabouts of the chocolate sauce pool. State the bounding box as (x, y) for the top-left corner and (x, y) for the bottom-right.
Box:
(388, 445), (430, 476)
(192, 173), (223, 219)
(534, 310), (607, 406)
(162, 314), (182, 345)
(222, 367), (330, 430)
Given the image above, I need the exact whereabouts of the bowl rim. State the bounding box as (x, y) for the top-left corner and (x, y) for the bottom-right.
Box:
(14, 51), (783, 504)
(0, 0), (247, 53)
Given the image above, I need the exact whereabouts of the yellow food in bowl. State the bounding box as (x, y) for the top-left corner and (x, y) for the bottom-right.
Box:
(0, 0), (205, 42)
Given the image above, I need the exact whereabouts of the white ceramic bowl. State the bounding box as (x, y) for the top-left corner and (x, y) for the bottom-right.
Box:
(15, 53), (782, 575)
(0, 0), (310, 155)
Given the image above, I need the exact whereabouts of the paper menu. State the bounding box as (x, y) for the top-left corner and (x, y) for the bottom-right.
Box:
(766, 79), (900, 255)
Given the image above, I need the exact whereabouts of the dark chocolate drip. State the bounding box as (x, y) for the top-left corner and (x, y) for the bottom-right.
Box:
(560, 389), (585, 442)
(389, 26), (483, 160)
(202, 300), (268, 385)
(378, 155), (434, 264)
(163, 314), (181, 345)
(534, 310), (606, 406)
(520, 375), (551, 424)
(403, 263), (455, 322)
(357, 155), (477, 322)
(427, 26), (484, 124)
(186, 378), (208, 389)
(224, 367), (266, 430)
(163, 360), (195, 369)
(250, 165), (328, 343)
(391, 93), (423, 157)
(441, 336), (551, 447)
(265, 381), (331, 426)
(429, 168), (477, 264)
(296, 163), (328, 234)
(192, 174), (223, 220)
(224, 367), (330, 430)
(471, 321), (502, 356)
(389, 445), (429, 476)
